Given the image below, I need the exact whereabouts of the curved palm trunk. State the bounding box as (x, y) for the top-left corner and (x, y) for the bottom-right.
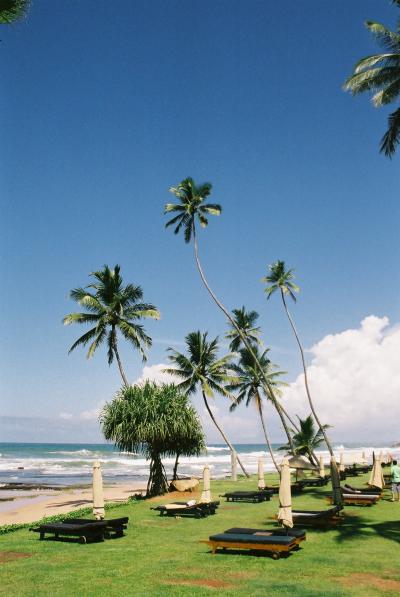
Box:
(192, 225), (295, 454)
(280, 290), (334, 457)
(255, 392), (279, 472)
(172, 452), (180, 480)
(202, 391), (249, 477)
(113, 345), (129, 387)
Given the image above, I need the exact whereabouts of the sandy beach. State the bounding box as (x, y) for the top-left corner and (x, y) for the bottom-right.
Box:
(0, 482), (146, 525)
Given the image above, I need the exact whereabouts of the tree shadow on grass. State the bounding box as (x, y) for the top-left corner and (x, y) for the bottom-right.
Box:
(333, 516), (400, 544)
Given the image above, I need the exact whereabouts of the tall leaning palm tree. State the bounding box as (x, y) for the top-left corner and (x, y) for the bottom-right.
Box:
(63, 265), (160, 386)
(343, 2), (400, 157)
(262, 260), (334, 457)
(0, 0), (29, 24)
(226, 306), (261, 352)
(164, 178), (295, 454)
(164, 331), (250, 477)
(227, 346), (287, 472)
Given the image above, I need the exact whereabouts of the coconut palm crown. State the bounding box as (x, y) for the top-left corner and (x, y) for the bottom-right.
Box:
(164, 177), (221, 243)
(343, 2), (400, 157)
(262, 261), (300, 302)
(0, 0), (29, 24)
(63, 265), (160, 385)
(226, 307), (262, 352)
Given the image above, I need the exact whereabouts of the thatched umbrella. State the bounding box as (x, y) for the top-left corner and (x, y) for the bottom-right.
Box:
(330, 457), (343, 508)
(287, 455), (318, 471)
(277, 457), (293, 529)
(200, 465), (211, 503)
(92, 460), (105, 520)
(258, 456), (265, 490)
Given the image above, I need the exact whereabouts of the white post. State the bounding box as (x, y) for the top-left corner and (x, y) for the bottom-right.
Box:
(231, 450), (237, 481)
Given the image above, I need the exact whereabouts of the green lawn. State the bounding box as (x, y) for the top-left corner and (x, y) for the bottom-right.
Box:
(0, 473), (399, 596)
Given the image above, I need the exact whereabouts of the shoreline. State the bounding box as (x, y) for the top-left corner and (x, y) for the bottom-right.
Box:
(0, 481), (147, 526)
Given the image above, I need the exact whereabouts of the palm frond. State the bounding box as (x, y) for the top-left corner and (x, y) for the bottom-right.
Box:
(0, 0), (29, 24)
(380, 106), (400, 156)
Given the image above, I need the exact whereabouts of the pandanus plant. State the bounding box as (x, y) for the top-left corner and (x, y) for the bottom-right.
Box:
(164, 178), (295, 455)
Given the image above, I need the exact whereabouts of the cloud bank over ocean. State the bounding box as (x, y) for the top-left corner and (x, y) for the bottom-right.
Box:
(281, 316), (400, 442)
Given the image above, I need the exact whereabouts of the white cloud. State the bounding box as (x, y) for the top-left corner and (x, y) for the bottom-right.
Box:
(281, 316), (400, 442)
(134, 363), (176, 386)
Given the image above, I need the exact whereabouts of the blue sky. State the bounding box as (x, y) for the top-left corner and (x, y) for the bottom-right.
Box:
(1, 1), (399, 443)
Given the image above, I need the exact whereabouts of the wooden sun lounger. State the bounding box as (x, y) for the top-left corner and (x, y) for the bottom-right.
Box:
(327, 493), (379, 506)
(30, 521), (107, 544)
(265, 482), (304, 495)
(63, 517), (129, 538)
(202, 531), (303, 559)
(288, 506), (343, 527)
(151, 500), (220, 518)
(297, 476), (329, 488)
(220, 490), (273, 503)
(344, 484), (382, 496)
(224, 527), (306, 545)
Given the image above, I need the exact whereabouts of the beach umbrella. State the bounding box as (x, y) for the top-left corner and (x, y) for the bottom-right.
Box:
(277, 457), (293, 529)
(319, 456), (325, 478)
(92, 460), (105, 520)
(330, 457), (343, 508)
(339, 452), (345, 473)
(258, 456), (265, 490)
(287, 455), (318, 471)
(200, 465), (211, 503)
(368, 456), (383, 490)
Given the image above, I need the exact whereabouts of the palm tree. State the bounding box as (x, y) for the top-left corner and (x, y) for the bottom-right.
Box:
(101, 382), (205, 496)
(0, 0), (29, 24)
(164, 330), (250, 477)
(63, 265), (160, 386)
(226, 307), (261, 352)
(343, 2), (400, 157)
(227, 306), (299, 442)
(279, 415), (330, 466)
(164, 178), (295, 454)
(262, 260), (334, 457)
(226, 346), (287, 472)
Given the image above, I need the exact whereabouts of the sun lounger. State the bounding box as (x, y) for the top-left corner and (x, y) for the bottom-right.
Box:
(30, 521), (107, 544)
(265, 482), (303, 495)
(151, 500), (220, 517)
(224, 527), (306, 545)
(63, 517), (129, 538)
(220, 490), (273, 503)
(297, 476), (329, 488)
(203, 530), (303, 559)
(289, 505), (343, 527)
(327, 492), (379, 506)
(344, 484), (381, 496)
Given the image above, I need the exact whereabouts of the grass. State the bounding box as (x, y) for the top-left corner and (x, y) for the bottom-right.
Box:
(0, 473), (399, 596)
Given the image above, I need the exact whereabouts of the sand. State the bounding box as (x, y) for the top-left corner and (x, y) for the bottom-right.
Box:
(0, 483), (146, 525)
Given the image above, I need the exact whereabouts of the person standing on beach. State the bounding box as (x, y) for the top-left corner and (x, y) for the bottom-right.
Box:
(390, 460), (400, 502)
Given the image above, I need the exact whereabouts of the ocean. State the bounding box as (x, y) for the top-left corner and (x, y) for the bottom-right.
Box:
(1, 442), (398, 487)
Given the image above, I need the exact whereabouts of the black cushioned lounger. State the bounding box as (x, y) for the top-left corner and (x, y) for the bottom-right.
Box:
(297, 477), (329, 488)
(220, 490), (273, 503)
(224, 527), (306, 543)
(344, 484), (381, 494)
(152, 501), (220, 517)
(63, 517), (129, 537)
(290, 506), (343, 527)
(31, 522), (107, 544)
(204, 532), (301, 559)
